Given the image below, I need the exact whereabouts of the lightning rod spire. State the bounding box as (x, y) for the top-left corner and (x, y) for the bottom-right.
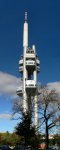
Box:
(25, 12), (27, 22)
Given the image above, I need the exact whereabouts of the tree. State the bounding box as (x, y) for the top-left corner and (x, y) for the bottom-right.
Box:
(38, 86), (60, 150)
(15, 111), (36, 147)
(53, 134), (60, 147)
(12, 85), (60, 149)
(12, 97), (23, 120)
(0, 132), (21, 146)
(0, 133), (2, 145)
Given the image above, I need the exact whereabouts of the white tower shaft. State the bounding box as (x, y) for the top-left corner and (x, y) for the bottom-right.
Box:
(33, 46), (38, 129)
(23, 12), (28, 112)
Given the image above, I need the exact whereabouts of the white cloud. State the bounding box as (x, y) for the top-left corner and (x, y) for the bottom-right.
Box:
(0, 72), (60, 100)
(47, 82), (60, 93)
(0, 71), (22, 98)
(0, 113), (12, 119)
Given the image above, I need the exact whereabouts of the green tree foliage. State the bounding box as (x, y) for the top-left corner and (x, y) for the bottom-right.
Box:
(0, 133), (2, 145)
(53, 134), (60, 147)
(15, 112), (36, 146)
(0, 132), (21, 146)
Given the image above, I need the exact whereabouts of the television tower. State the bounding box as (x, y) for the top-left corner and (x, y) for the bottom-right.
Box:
(17, 12), (40, 128)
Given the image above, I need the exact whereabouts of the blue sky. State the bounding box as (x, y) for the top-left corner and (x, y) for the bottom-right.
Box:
(0, 0), (60, 132)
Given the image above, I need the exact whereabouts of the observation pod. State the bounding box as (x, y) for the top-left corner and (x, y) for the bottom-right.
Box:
(16, 12), (40, 130)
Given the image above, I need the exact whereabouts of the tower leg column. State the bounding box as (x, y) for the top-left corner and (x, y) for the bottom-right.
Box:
(34, 67), (38, 130)
(23, 47), (28, 112)
(23, 91), (28, 112)
(34, 94), (38, 130)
